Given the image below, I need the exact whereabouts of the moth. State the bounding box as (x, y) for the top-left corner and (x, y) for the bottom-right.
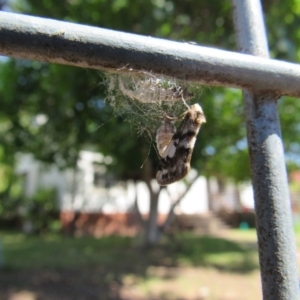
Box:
(156, 103), (206, 186)
(156, 117), (176, 157)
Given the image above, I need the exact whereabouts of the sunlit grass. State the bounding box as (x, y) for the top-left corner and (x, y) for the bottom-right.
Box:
(0, 229), (263, 300)
(223, 228), (257, 241)
(0, 231), (132, 269)
(2, 227), (299, 299)
(0, 230), (260, 272)
(122, 266), (262, 300)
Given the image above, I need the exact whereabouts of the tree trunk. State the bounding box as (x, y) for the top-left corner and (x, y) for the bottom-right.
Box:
(233, 183), (243, 212)
(216, 177), (226, 193)
(206, 177), (214, 211)
(161, 176), (198, 234)
(144, 182), (160, 246)
(140, 175), (199, 246)
(138, 146), (199, 246)
(140, 151), (162, 246)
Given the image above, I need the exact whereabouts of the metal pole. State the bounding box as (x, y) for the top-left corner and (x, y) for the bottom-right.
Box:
(231, 1), (299, 299)
(1, 11), (300, 97)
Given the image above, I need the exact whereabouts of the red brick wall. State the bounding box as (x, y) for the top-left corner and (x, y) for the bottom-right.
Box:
(60, 211), (141, 237)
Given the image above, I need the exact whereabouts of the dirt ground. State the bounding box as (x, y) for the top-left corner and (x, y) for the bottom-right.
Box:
(120, 267), (262, 300)
(0, 266), (262, 300)
(1, 268), (121, 300)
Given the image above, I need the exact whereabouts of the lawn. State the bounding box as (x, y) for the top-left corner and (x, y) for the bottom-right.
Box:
(0, 228), (288, 300)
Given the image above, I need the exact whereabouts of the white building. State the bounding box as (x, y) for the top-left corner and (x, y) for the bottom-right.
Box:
(15, 150), (254, 216)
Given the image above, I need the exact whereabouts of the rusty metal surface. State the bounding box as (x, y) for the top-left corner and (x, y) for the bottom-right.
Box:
(1, 11), (300, 97)
(232, 0), (299, 299)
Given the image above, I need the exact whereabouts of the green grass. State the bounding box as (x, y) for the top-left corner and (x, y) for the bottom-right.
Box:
(2, 229), (300, 299)
(0, 230), (262, 300)
(169, 234), (258, 272)
(224, 228), (257, 240)
(1, 231), (133, 270)
(294, 222), (300, 234)
(0, 230), (259, 272)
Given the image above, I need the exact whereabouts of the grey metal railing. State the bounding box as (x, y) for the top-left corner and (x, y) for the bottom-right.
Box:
(0, 1), (299, 298)
(232, 1), (299, 299)
(0, 11), (300, 97)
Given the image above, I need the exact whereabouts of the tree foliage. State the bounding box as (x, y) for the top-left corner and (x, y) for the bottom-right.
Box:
(1, 0), (300, 179)
(1, 0), (300, 241)
(1, 0), (245, 180)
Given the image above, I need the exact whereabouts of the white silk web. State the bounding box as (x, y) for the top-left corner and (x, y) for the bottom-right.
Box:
(105, 72), (200, 142)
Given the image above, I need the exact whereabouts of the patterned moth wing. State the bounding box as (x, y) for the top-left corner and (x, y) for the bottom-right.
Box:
(156, 103), (206, 186)
(156, 117), (176, 157)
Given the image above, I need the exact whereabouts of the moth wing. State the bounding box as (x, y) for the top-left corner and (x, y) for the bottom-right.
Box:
(156, 120), (176, 157)
(156, 104), (205, 186)
(161, 136), (179, 159)
(156, 122), (190, 186)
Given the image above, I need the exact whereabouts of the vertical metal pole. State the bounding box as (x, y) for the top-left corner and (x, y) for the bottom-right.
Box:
(231, 1), (299, 299)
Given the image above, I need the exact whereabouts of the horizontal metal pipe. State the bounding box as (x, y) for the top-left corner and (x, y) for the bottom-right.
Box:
(1, 11), (300, 97)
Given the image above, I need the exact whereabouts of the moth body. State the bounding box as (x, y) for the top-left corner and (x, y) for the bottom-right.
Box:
(156, 103), (206, 186)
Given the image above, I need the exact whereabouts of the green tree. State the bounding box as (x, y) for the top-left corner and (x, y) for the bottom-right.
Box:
(1, 0), (300, 244)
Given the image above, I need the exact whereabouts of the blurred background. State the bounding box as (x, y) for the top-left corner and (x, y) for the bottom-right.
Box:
(0, 0), (300, 299)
